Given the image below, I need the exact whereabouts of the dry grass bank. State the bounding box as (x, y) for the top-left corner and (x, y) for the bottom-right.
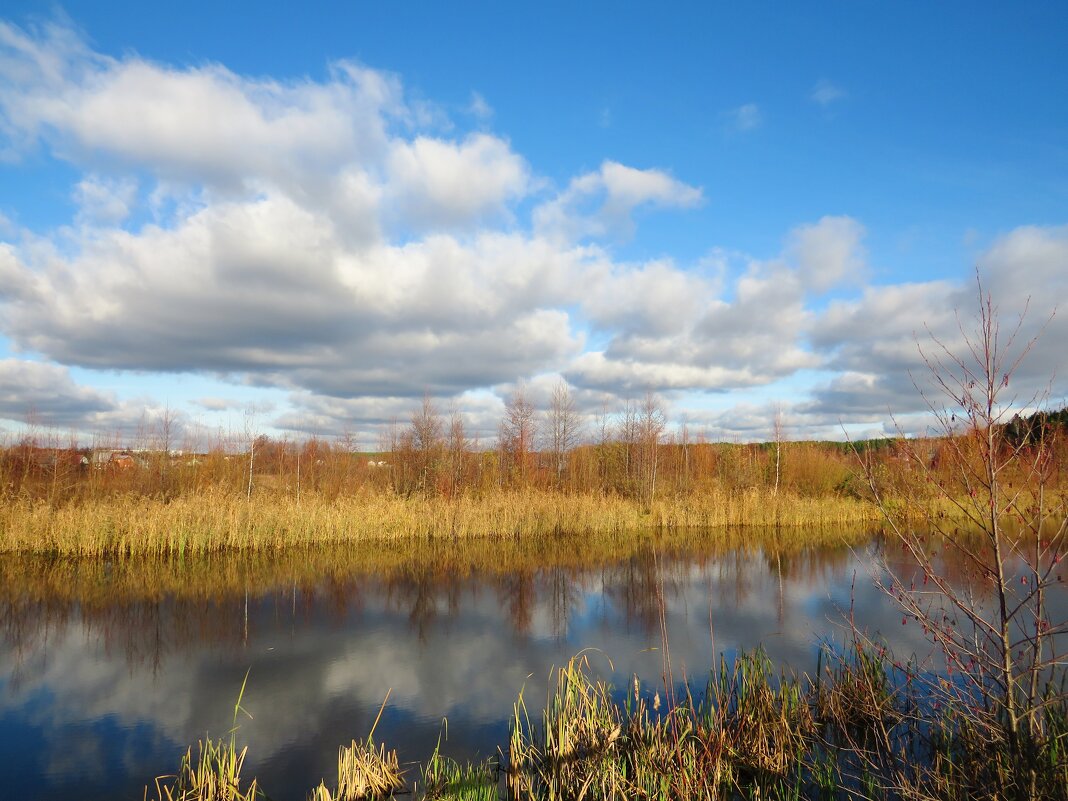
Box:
(0, 487), (883, 556)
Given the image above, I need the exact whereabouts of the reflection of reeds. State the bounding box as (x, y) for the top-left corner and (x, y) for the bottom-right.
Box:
(0, 528), (868, 679)
(0, 488), (883, 556)
(0, 525), (868, 609)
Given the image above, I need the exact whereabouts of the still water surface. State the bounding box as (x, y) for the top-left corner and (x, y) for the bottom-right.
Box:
(0, 529), (1039, 800)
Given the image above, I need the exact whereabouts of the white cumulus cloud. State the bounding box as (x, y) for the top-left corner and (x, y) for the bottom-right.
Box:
(534, 160), (703, 243)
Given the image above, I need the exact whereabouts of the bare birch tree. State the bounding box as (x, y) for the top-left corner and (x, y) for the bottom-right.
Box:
(447, 406), (469, 494)
(409, 392), (443, 493)
(545, 380), (582, 487)
(772, 404), (784, 495)
(638, 392), (666, 505)
(500, 384), (538, 485)
(619, 399), (639, 492)
(155, 404), (177, 492)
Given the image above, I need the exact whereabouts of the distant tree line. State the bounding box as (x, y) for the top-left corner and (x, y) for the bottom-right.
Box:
(1004, 407), (1068, 447)
(2, 393), (1065, 509)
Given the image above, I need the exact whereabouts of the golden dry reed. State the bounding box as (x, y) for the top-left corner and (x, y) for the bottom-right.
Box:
(0, 487), (883, 557)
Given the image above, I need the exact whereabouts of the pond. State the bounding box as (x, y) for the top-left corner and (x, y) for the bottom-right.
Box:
(0, 528), (1059, 800)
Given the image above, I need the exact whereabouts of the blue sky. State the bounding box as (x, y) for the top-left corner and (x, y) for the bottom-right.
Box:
(0, 2), (1066, 447)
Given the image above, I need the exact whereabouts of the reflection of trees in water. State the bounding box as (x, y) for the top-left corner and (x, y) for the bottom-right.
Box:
(388, 568), (446, 640)
(767, 545), (852, 582)
(381, 568), (472, 641)
(378, 562), (581, 641)
(496, 570), (536, 636)
(601, 551), (668, 633)
(0, 534), (926, 676)
(1, 579), (373, 677)
(0, 598), (77, 691)
(318, 575), (366, 620)
(595, 543), (861, 638)
(762, 545), (855, 630)
(0, 596), (252, 682)
(720, 549), (754, 610)
(600, 548), (746, 634)
(547, 566), (581, 640)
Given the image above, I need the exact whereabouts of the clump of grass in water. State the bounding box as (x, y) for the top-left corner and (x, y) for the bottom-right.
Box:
(419, 723), (498, 801)
(509, 650), (825, 800)
(508, 651), (627, 799)
(815, 641), (898, 737)
(150, 738), (259, 801)
(147, 671), (259, 801)
(713, 650), (815, 779)
(310, 690), (405, 801)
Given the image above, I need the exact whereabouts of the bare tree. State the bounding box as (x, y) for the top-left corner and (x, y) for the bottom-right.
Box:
(679, 420), (692, 492)
(409, 392), (444, 493)
(637, 392), (666, 504)
(379, 417), (402, 490)
(858, 276), (1066, 798)
(772, 404), (785, 495)
(618, 399), (639, 490)
(597, 403), (613, 449)
(152, 405), (179, 494)
(545, 380), (583, 487)
(331, 428), (357, 496)
(446, 406), (469, 494)
(500, 384), (538, 485)
(156, 405), (176, 454)
(596, 402), (614, 489)
(243, 406), (257, 502)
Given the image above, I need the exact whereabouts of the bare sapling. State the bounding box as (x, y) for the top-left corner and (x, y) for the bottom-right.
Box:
(244, 407), (256, 502)
(857, 274), (1067, 798)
